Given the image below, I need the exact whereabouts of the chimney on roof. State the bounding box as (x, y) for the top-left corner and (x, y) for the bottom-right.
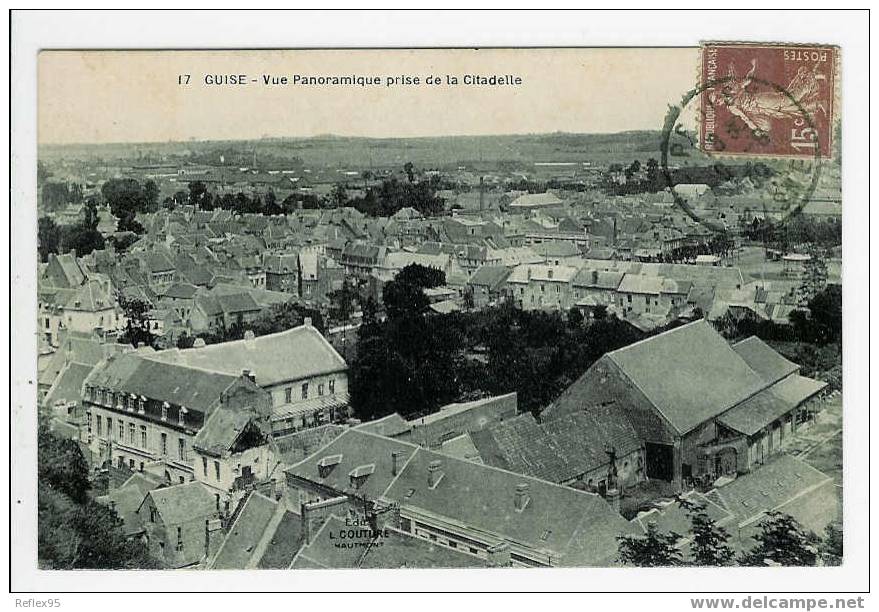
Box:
(427, 459), (444, 489)
(193, 337), (206, 348)
(487, 542), (511, 568)
(241, 368), (256, 383)
(514, 482), (531, 512)
(391, 451), (402, 476)
(205, 517), (224, 560)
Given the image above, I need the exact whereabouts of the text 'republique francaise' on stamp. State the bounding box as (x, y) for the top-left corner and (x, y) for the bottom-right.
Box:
(699, 42), (837, 159)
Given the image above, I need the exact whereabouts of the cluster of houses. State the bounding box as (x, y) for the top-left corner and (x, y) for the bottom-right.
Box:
(35, 161), (840, 570)
(42, 309), (836, 569)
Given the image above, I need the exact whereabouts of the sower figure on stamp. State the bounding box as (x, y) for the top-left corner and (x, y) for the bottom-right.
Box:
(711, 58), (829, 138)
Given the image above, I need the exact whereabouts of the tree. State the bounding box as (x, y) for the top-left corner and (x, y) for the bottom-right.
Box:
(143, 180), (160, 213)
(819, 522), (843, 566)
(330, 184), (348, 208)
(677, 497), (734, 566)
(618, 521), (684, 567)
(38, 216), (61, 262)
(328, 280), (360, 323)
(403, 161), (415, 182)
(38, 424), (91, 504)
(41, 182), (71, 211)
(567, 307), (584, 328)
(38, 426), (159, 569)
(117, 293), (156, 348)
(102, 178), (148, 220)
(790, 284), (842, 346)
(382, 263), (444, 321)
(740, 511), (819, 566)
(188, 180), (208, 209)
(263, 190), (282, 216)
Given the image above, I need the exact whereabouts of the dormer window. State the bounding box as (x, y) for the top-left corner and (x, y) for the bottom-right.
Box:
(348, 464), (375, 489)
(317, 454), (343, 478)
(128, 394), (136, 412)
(138, 396), (146, 414)
(161, 402), (168, 421)
(179, 406), (188, 427)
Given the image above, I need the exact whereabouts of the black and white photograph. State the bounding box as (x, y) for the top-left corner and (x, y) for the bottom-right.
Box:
(8, 8), (871, 602)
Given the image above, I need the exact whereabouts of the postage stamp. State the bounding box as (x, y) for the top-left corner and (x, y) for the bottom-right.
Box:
(700, 43), (837, 158)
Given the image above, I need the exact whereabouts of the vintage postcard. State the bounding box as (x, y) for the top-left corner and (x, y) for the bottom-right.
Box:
(10, 10), (868, 599)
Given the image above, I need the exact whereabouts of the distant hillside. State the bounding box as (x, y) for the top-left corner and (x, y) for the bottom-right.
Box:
(39, 131), (668, 171)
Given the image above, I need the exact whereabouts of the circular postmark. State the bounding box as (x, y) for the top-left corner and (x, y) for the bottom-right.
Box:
(660, 75), (824, 237)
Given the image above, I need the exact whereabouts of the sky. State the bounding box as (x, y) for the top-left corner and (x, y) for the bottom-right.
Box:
(39, 48), (699, 145)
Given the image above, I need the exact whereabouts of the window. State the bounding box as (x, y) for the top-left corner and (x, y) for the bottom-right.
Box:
(178, 407), (186, 427)
(301, 383), (309, 400)
(202, 456), (208, 476)
(140, 425), (147, 448)
(284, 387), (292, 403)
(107, 417), (113, 440)
(129, 458), (135, 470)
(44, 317), (50, 329)
(150, 507), (158, 523)
(175, 527), (184, 552)
(318, 383), (324, 397)
(96, 416), (102, 436)
(177, 438), (186, 461)
(214, 461), (220, 481)
(86, 412), (92, 434)
(161, 403), (168, 421)
(118, 421), (125, 440)
(128, 423), (135, 444)
(328, 379), (335, 394)
(161, 433), (167, 456)
(627, 294), (632, 303)
(138, 398), (145, 414)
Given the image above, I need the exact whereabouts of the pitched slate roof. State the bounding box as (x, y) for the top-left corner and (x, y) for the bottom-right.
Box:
(87, 352), (239, 413)
(256, 511), (303, 569)
(285, 429), (417, 502)
(192, 407), (270, 456)
(509, 192), (563, 208)
(291, 515), (368, 569)
(471, 405), (640, 484)
(382, 443), (638, 566)
(212, 492), (279, 569)
(705, 454), (833, 529)
(732, 336), (799, 385)
(162, 282), (200, 300)
(572, 269), (624, 290)
(617, 274), (664, 295)
(44, 362), (95, 408)
(275, 424), (347, 465)
(466, 265), (511, 290)
(142, 481), (217, 526)
(146, 324), (347, 387)
(718, 374), (827, 436)
(605, 320), (767, 434)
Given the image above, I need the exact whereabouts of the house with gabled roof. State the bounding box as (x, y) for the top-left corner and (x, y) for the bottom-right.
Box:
(283, 428), (638, 567)
(82, 349), (270, 483)
(136, 481), (220, 568)
(542, 320), (828, 491)
(148, 323), (350, 436)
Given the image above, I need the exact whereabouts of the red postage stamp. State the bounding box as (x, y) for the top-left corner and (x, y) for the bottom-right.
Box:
(700, 43), (837, 158)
